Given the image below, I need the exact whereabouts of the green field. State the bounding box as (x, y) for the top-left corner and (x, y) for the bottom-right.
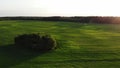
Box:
(0, 20), (120, 68)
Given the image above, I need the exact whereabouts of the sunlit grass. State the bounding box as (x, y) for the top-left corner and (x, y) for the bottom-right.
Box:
(0, 20), (120, 68)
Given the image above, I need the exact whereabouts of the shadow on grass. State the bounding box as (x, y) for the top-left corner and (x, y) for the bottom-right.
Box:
(0, 44), (46, 68)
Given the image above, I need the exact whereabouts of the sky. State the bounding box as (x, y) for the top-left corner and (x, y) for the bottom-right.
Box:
(0, 0), (120, 17)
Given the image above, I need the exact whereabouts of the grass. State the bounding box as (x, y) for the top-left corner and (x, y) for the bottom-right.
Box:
(0, 20), (120, 68)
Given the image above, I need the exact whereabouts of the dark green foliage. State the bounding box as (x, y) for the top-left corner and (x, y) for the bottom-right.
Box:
(15, 33), (56, 51)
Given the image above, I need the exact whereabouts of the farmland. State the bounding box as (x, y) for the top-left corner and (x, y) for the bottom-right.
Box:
(0, 20), (120, 68)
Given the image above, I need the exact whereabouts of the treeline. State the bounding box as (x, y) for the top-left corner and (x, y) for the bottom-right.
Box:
(0, 16), (120, 24)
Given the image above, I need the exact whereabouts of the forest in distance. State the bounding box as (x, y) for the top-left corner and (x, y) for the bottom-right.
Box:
(0, 16), (120, 24)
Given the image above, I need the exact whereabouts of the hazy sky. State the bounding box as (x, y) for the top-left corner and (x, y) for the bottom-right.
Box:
(0, 0), (120, 16)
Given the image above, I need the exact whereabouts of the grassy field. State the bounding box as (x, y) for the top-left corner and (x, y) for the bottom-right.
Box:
(0, 20), (120, 68)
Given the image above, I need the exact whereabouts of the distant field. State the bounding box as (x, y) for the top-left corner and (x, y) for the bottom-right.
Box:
(0, 20), (120, 68)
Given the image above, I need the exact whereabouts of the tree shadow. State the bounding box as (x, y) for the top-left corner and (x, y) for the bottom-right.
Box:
(0, 44), (46, 68)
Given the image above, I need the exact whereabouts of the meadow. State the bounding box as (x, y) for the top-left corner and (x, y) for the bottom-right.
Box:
(0, 20), (120, 68)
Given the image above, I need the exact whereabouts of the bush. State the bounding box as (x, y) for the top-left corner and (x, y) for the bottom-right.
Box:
(14, 33), (57, 51)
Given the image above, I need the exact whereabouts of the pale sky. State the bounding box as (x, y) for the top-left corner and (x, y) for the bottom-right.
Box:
(0, 0), (120, 17)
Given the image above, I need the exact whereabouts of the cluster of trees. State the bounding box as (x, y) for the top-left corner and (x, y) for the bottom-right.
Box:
(15, 33), (57, 51)
(0, 16), (120, 24)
